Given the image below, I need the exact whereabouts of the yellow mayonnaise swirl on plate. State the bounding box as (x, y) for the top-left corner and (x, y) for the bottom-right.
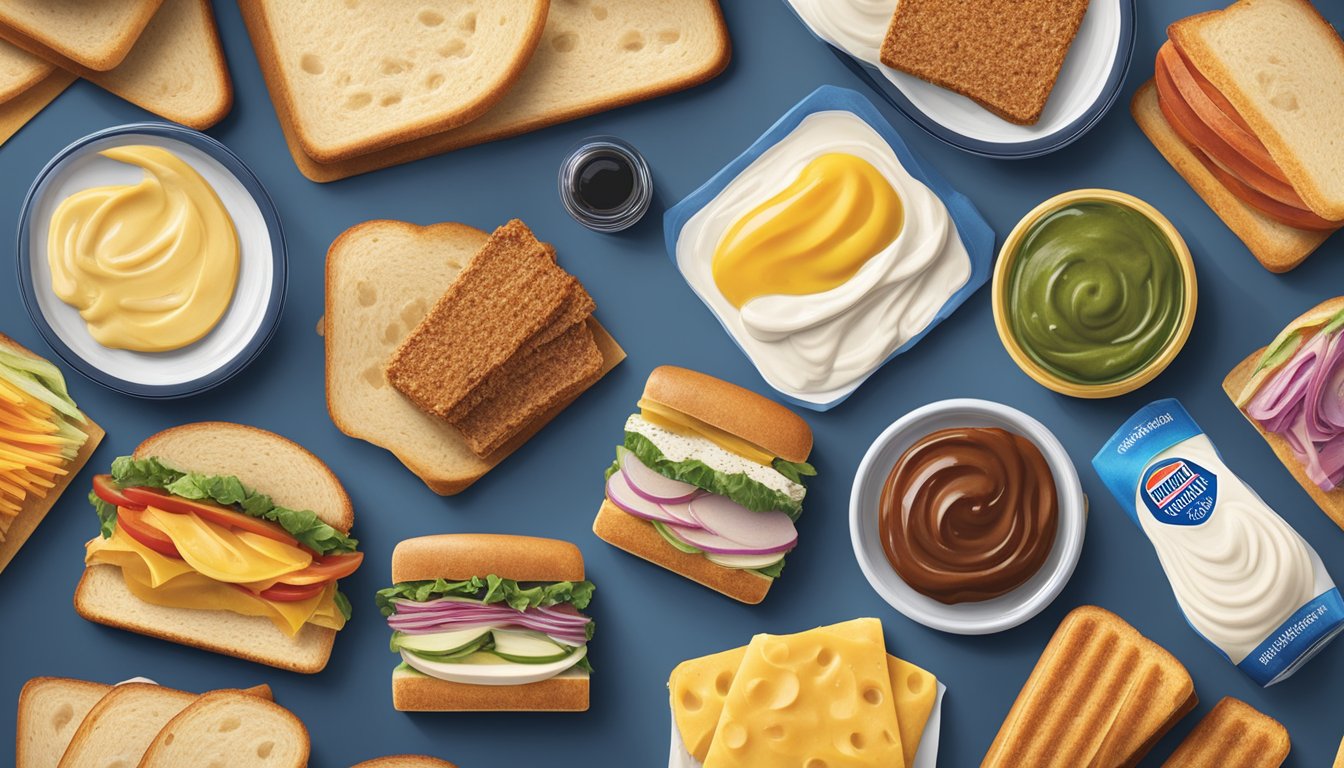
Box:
(48, 145), (240, 352)
(712, 152), (903, 308)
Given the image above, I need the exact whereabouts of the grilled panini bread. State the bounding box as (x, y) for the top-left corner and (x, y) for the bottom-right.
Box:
(1160, 697), (1289, 767)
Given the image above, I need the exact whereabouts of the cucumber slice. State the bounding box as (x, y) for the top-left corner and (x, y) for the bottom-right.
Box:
(705, 551), (785, 570)
(391, 627), (492, 656)
(652, 520), (702, 555)
(489, 630), (571, 664)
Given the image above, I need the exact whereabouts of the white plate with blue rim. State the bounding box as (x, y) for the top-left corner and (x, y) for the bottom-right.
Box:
(782, 0), (1136, 158)
(17, 122), (286, 399)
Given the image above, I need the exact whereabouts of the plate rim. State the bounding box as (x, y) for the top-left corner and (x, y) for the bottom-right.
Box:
(15, 121), (288, 400)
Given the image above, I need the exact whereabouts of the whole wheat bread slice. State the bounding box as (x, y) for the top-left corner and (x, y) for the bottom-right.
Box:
(56, 682), (195, 768)
(237, 0), (549, 162)
(1170, 0), (1344, 221)
(137, 690), (309, 768)
(74, 422), (352, 673)
(0, 0), (163, 72)
(259, 0), (731, 182)
(1132, 81), (1331, 271)
(15, 677), (110, 768)
(0, 40), (52, 103)
(325, 220), (624, 494)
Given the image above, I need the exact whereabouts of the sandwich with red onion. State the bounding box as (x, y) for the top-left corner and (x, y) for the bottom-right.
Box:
(593, 366), (814, 604)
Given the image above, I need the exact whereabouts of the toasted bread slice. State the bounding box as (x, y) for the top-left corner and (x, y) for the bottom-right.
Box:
(67, 0), (231, 130)
(237, 0), (548, 162)
(592, 500), (773, 605)
(56, 682), (194, 768)
(1336, 735), (1344, 768)
(352, 758), (457, 768)
(1161, 697), (1289, 767)
(0, 333), (102, 575)
(1170, 0), (1344, 221)
(0, 69), (74, 148)
(1222, 296), (1344, 531)
(392, 666), (589, 712)
(0, 40), (52, 103)
(0, 0), (163, 72)
(984, 605), (1196, 767)
(264, 0), (731, 181)
(878, 0), (1088, 125)
(15, 677), (110, 768)
(138, 690), (309, 768)
(74, 422), (352, 673)
(1132, 81), (1331, 271)
(325, 220), (624, 494)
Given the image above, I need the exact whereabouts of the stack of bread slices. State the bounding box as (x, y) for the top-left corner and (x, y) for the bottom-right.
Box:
(0, 0), (232, 147)
(238, 0), (732, 181)
(17, 677), (308, 768)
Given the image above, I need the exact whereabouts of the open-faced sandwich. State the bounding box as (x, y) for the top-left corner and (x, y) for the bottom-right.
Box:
(593, 366), (814, 604)
(79, 422), (362, 673)
(379, 534), (595, 712)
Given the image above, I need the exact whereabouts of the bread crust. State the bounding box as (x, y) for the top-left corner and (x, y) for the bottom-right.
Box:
(392, 670), (588, 712)
(257, 2), (731, 181)
(1169, 0), (1344, 221)
(0, 69), (74, 148)
(0, 0), (164, 72)
(592, 500), (771, 605)
(643, 366), (813, 463)
(1131, 80), (1331, 272)
(16, 677), (111, 768)
(138, 689), (310, 767)
(391, 534), (585, 584)
(352, 757), (458, 768)
(237, 0), (550, 163)
(0, 47), (53, 104)
(0, 333), (103, 576)
(1223, 296), (1344, 532)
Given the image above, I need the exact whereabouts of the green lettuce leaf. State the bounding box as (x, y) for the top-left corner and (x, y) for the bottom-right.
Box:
(376, 574), (596, 618)
(99, 457), (358, 555)
(333, 590), (353, 621)
(90, 491), (117, 539)
(772, 459), (816, 485)
(624, 432), (803, 518)
(754, 557), (786, 579)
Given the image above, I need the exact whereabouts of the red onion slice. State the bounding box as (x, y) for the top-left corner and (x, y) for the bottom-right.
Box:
(618, 446), (699, 503)
(607, 471), (699, 528)
(687, 495), (797, 551)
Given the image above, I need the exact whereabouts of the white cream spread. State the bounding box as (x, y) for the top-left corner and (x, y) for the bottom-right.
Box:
(783, 0), (894, 66)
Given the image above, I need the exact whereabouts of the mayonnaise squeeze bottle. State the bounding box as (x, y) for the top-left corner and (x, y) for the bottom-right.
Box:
(1093, 399), (1344, 686)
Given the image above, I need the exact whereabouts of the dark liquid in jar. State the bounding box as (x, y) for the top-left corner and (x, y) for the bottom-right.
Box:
(574, 153), (636, 212)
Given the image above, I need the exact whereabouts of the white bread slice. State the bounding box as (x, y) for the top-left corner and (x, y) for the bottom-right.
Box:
(0, 0), (163, 72)
(1131, 80), (1331, 272)
(324, 220), (624, 495)
(237, 0), (548, 162)
(353, 757), (458, 768)
(264, 0), (731, 182)
(43, 0), (232, 130)
(74, 421), (352, 673)
(0, 332), (102, 574)
(0, 40), (52, 103)
(0, 69), (74, 148)
(16, 677), (110, 768)
(56, 683), (194, 768)
(1170, 0), (1344, 220)
(137, 690), (309, 768)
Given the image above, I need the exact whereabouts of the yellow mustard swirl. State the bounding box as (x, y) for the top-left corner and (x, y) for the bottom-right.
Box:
(48, 145), (240, 352)
(711, 152), (903, 307)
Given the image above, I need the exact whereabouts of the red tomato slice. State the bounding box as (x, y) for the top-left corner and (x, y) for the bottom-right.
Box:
(116, 506), (181, 559)
(120, 487), (298, 547)
(92, 475), (143, 509)
(275, 552), (363, 586)
(258, 582), (326, 603)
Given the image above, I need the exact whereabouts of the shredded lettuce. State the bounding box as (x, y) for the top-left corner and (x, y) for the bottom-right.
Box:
(98, 456), (359, 555)
(623, 431), (804, 518)
(376, 574), (595, 620)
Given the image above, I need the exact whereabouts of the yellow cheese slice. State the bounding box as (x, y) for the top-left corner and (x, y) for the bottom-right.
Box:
(86, 527), (197, 586)
(144, 507), (311, 583)
(670, 647), (748, 761)
(638, 399), (776, 466)
(888, 656), (937, 767)
(702, 618), (904, 768)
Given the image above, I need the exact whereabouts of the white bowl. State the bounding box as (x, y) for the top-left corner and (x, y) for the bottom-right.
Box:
(849, 398), (1086, 634)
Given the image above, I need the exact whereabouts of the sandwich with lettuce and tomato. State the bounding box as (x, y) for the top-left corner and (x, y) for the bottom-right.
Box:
(79, 422), (362, 674)
(593, 365), (815, 605)
(378, 534), (595, 712)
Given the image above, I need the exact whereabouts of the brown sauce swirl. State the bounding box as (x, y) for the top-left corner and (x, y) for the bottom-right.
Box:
(879, 427), (1059, 604)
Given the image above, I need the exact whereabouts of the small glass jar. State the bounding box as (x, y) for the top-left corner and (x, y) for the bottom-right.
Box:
(557, 136), (652, 233)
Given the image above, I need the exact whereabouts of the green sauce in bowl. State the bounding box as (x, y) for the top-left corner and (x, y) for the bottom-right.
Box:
(1006, 200), (1184, 386)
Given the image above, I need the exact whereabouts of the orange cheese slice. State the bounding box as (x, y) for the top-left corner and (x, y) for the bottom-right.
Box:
(143, 507), (312, 583)
(638, 399), (776, 466)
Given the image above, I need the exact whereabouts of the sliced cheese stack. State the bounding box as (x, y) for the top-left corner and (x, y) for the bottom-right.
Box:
(668, 618), (938, 768)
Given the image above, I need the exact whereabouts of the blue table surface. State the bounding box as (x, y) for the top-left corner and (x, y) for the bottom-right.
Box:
(3, 2), (1342, 766)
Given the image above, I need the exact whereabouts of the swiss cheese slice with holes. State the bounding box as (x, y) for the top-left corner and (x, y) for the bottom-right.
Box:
(694, 618), (908, 768)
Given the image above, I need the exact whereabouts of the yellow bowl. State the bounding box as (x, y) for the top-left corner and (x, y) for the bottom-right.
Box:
(991, 189), (1197, 399)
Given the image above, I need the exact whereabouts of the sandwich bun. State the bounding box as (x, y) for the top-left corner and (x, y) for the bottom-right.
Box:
(592, 500), (772, 605)
(352, 757), (459, 768)
(392, 668), (588, 712)
(392, 534), (585, 584)
(642, 366), (813, 463)
(75, 422), (352, 674)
